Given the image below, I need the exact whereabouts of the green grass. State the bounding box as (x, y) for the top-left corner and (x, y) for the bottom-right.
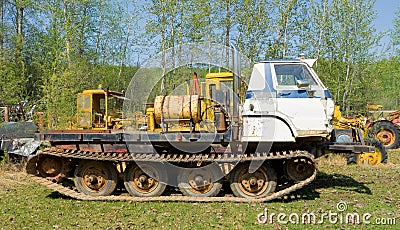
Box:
(1, 151), (399, 230)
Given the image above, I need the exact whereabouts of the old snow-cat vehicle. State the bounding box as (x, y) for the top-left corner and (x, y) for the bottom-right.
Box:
(27, 43), (377, 202)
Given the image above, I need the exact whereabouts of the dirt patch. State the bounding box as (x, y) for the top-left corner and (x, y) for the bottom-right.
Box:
(316, 153), (347, 166)
(0, 175), (28, 187)
(0, 163), (28, 188)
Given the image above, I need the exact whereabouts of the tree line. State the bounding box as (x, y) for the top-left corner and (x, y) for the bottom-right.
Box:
(0, 0), (399, 128)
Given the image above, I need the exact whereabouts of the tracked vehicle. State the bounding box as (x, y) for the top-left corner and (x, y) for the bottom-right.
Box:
(26, 44), (375, 202)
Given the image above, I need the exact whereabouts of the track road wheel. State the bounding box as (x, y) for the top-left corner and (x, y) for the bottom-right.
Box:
(123, 163), (166, 197)
(230, 163), (277, 199)
(369, 121), (400, 149)
(347, 138), (388, 165)
(284, 158), (315, 182)
(178, 164), (223, 197)
(74, 161), (118, 196)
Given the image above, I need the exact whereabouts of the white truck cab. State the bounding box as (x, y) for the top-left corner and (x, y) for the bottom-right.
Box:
(242, 60), (335, 142)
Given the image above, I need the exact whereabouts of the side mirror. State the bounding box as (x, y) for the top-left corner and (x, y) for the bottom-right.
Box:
(296, 79), (310, 88)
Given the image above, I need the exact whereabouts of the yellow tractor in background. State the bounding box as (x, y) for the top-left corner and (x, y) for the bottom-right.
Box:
(76, 86), (127, 130)
(369, 109), (400, 149)
(332, 106), (388, 165)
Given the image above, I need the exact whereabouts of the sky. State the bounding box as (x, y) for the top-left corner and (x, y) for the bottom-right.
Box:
(374, 0), (400, 49)
(374, 0), (399, 32)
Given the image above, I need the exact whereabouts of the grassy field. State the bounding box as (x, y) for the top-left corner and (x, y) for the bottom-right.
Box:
(0, 151), (399, 230)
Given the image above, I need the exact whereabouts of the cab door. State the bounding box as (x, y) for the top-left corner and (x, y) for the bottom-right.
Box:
(77, 93), (92, 129)
(272, 63), (330, 135)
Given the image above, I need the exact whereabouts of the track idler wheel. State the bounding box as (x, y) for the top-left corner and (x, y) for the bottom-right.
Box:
(74, 161), (118, 196)
(284, 158), (315, 182)
(178, 163), (223, 197)
(123, 163), (166, 197)
(230, 163), (277, 199)
(37, 155), (69, 182)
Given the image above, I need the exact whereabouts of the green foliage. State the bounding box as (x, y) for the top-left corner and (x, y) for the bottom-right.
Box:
(372, 57), (400, 109)
(0, 51), (22, 105)
(0, 150), (5, 163)
(235, 0), (272, 62)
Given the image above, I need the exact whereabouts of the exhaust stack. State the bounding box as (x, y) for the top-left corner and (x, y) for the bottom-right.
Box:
(230, 43), (240, 141)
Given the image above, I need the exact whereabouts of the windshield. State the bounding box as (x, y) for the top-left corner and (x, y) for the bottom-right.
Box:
(274, 64), (317, 86)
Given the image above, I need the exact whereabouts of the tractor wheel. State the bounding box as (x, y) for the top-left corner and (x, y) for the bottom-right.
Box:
(347, 138), (388, 165)
(230, 163), (277, 199)
(178, 163), (223, 197)
(123, 162), (167, 197)
(74, 160), (118, 196)
(368, 121), (400, 149)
